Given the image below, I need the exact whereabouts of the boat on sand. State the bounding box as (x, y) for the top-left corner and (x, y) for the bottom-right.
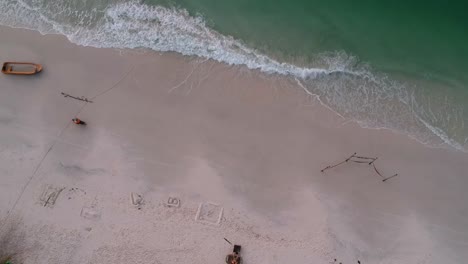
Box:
(2, 62), (43, 75)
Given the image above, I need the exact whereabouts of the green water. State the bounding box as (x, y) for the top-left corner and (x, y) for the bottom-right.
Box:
(154, 0), (468, 88)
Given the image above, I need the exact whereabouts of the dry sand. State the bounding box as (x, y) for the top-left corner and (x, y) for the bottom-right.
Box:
(0, 26), (467, 264)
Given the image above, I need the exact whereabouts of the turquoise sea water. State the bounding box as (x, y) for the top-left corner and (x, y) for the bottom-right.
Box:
(1, 0), (467, 151)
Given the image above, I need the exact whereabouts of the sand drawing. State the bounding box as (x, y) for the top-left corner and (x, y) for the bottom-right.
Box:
(321, 152), (399, 182)
(80, 197), (102, 220)
(39, 185), (65, 208)
(195, 202), (224, 226)
(164, 197), (181, 208)
(130, 192), (144, 207)
(80, 206), (101, 220)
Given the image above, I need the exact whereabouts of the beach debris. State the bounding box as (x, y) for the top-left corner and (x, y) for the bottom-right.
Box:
(224, 237), (233, 245)
(80, 206), (101, 220)
(164, 197), (181, 208)
(225, 244), (242, 264)
(321, 152), (399, 182)
(330, 259), (362, 263)
(195, 202), (224, 226)
(39, 185), (65, 208)
(130, 192), (144, 208)
(72, 118), (86, 125)
(381, 174), (399, 182)
(61, 92), (93, 103)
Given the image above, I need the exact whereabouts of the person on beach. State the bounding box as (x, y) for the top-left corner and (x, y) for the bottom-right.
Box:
(72, 118), (86, 125)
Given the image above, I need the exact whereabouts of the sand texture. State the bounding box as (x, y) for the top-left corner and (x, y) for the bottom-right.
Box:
(0, 26), (467, 264)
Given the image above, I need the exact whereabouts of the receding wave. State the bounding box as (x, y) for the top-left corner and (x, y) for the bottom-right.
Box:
(1, 0), (466, 152)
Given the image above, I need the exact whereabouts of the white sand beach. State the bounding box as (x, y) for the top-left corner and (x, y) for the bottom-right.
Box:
(0, 26), (468, 264)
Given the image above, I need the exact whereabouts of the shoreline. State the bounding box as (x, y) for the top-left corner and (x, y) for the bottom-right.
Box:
(1, 25), (468, 263)
(1, 25), (468, 154)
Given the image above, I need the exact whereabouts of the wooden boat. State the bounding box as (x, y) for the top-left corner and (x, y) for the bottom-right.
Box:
(1, 62), (43, 75)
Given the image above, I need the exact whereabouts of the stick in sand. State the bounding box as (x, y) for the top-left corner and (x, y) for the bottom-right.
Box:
(368, 157), (378, 165)
(383, 173), (399, 182)
(346, 152), (357, 162)
(224, 238), (232, 245)
(321, 153), (356, 172)
(322, 152), (398, 182)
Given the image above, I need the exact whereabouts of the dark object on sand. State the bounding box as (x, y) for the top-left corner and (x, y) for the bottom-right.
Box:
(321, 152), (399, 182)
(72, 118), (86, 125)
(225, 245), (242, 264)
(2, 62), (42, 75)
(61, 92), (93, 103)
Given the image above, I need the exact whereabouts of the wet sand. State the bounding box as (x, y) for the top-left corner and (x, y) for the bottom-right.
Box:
(0, 26), (467, 264)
